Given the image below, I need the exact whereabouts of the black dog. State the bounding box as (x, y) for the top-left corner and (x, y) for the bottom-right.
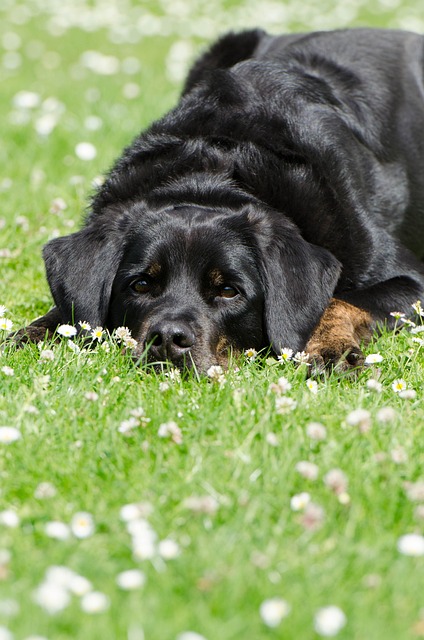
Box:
(15, 28), (424, 372)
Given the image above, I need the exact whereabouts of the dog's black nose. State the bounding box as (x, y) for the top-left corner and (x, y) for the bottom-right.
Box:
(146, 321), (196, 362)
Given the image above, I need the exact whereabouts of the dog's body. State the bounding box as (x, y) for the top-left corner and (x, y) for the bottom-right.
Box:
(16, 28), (424, 371)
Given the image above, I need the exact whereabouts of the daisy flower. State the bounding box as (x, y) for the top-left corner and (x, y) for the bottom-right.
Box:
(34, 482), (56, 499)
(266, 432), (279, 446)
(158, 421), (183, 444)
(399, 389), (417, 400)
(293, 351), (310, 364)
(390, 311), (405, 319)
(295, 460), (319, 481)
(277, 348), (293, 362)
(305, 422), (326, 441)
(324, 469), (348, 495)
(364, 353), (383, 364)
(412, 300), (424, 316)
(57, 324), (77, 338)
(70, 512), (95, 539)
(206, 365), (225, 384)
(1, 366), (14, 377)
(115, 326), (131, 341)
(314, 606), (347, 637)
(275, 396), (297, 414)
(84, 391), (98, 402)
(376, 407), (397, 423)
(391, 446), (408, 464)
(50, 197), (67, 214)
(39, 349), (54, 361)
(158, 539), (181, 559)
(119, 502), (153, 522)
(392, 379), (407, 393)
(277, 376), (292, 394)
(244, 347), (258, 361)
(0, 305), (7, 317)
(80, 591), (109, 614)
(404, 481), (424, 502)
(0, 510), (20, 528)
(0, 626), (13, 640)
(118, 417), (140, 435)
(0, 319), (12, 331)
(33, 582), (70, 615)
(91, 326), (104, 341)
(366, 379), (382, 393)
(182, 495), (219, 515)
(259, 597), (291, 627)
(78, 320), (91, 331)
(290, 492), (311, 511)
(116, 569), (146, 590)
(346, 408), (371, 432)
(306, 379), (318, 394)
(0, 427), (21, 444)
(75, 142), (97, 161)
(397, 533), (424, 556)
(44, 521), (71, 541)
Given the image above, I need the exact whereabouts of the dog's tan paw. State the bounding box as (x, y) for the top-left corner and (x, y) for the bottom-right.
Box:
(306, 343), (365, 376)
(305, 298), (372, 376)
(8, 326), (55, 347)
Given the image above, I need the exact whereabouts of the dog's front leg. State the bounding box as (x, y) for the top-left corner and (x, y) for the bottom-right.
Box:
(305, 298), (373, 374)
(10, 307), (62, 346)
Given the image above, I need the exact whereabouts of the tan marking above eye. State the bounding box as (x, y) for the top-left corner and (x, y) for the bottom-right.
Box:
(147, 262), (161, 278)
(209, 268), (225, 287)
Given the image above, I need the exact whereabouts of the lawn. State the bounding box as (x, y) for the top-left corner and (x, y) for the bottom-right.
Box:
(1, 1), (424, 639)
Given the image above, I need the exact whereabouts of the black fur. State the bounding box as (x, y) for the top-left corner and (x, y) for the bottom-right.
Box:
(18, 28), (424, 371)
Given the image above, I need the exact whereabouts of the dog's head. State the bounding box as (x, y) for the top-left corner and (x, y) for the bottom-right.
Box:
(43, 202), (341, 372)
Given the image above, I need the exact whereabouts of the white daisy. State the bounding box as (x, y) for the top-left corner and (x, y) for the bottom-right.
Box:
(158, 539), (180, 559)
(116, 569), (146, 590)
(0, 510), (20, 528)
(314, 606), (347, 636)
(306, 422), (326, 441)
(290, 492), (311, 511)
(392, 379), (407, 393)
(33, 582), (70, 615)
(306, 379), (318, 394)
(397, 533), (424, 556)
(57, 324), (77, 338)
(70, 512), (95, 539)
(80, 591), (109, 614)
(295, 461), (319, 481)
(75, 142), (97, 161)
(91, 326), (104, 341)
(0, 427), (21, 444)
(364, 353), (383, 364)
(278, 348), (293, 362)
(44, 521), (71, 541)
(259, 597), (291, 627)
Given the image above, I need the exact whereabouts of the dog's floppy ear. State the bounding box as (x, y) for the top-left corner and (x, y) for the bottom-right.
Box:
(257, 218), (341, 353)
(43, 222), (126, 329)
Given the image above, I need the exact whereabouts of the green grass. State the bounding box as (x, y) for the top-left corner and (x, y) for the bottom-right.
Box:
(1, 1), (424, 639)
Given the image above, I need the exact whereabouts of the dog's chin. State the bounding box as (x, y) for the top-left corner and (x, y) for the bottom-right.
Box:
(131, 342), (227, 375)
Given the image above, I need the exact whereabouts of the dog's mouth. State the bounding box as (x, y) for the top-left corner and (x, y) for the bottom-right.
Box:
(130, 329), (232, 374)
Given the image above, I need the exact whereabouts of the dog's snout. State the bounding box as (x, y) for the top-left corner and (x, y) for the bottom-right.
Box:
(146, 320), (196, 361)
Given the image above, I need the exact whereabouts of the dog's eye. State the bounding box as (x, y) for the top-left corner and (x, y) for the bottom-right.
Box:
(131, 276), (152, 294)
(218, 285), (238, 299)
